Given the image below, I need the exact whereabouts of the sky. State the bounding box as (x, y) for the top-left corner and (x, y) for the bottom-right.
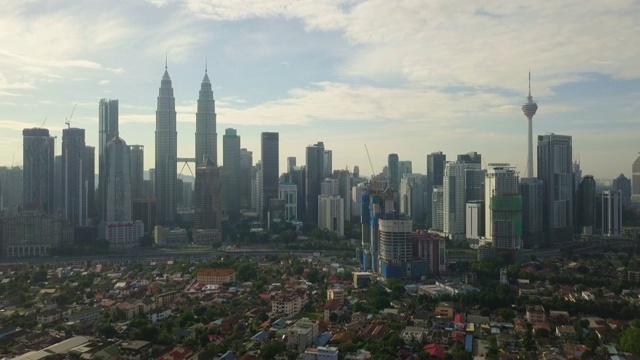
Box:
(1, 0), (640, 180)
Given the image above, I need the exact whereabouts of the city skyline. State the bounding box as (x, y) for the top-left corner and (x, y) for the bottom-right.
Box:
(1, 1), (640, 179)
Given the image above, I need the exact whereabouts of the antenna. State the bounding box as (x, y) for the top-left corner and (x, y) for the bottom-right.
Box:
(205, 56), (208, 73)
(65, 104), (77, 129)
(528, 69), (531, 97)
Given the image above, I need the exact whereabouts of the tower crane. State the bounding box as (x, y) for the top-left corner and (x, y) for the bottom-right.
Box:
(41, 117), (47, 128)
(364, 144), (380, 195)
(65, 104), (77, 129)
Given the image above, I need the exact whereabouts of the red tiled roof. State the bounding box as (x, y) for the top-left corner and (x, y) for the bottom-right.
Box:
(197, 268), (235, 277)
(424, 344), (445, 359)
(454, 313), (466, 324)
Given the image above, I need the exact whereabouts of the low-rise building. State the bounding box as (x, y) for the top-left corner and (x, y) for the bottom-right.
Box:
(64, 307), (100, 323)
(196, 269), (236, 285)
(401, 326), (426, 342)
(288, 318), (320, 352)
(148, 308), (172, 323)
(305, 346), (339, 360)
(155, 291), (180, 308)
(526, 305), (546, 323)
(37, 309), (61, 325)
(435, 302), (454, 318)
(327, 288), (345, 303)
(271, 291), (307, 317)
(120, 340), (152, 360)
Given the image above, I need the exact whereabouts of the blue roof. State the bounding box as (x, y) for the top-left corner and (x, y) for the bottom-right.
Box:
(314, 332), (332, 347)
(465, 335), (473, 352)
(218, 350), (235, 360)
(251, 330), (269, 342)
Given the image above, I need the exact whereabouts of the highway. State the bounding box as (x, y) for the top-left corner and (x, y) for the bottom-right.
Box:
(0, 248), (353, 267)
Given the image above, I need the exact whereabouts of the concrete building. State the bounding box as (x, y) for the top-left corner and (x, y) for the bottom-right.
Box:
(399, 161), (412, 179)
(195, 67), (217, 165)
(576, 175), (596, 235)
(83, 146), (96, 221)
(260, 132), (279, 223)
(194, 158), (222, 230)
(443, 161), (481, 239)
(321, 178), (339, 196)
(155, 63), (177, 226)
(128, 145), (144, 202)
(465, 201), (484, 241)
(520, 178), (544, 248)
(602, 190), (622, 237)
(288, 318), (320, 352)
(279, 182), (298, 221)
(287, 156), (296, 173)
(323, 150), (333, 179)
(306, 142), (325, 224)
(613, 173), (631, 208)
(153, 226), (188, 246)
(400, 174), (426, 223)
(22, 128), (55, 213)
(538, 134), (573, 243)
(388, 153), (400, 208)
(196, 269), (236, 285)
(431, 186), (444, 231)
(632, 155), (640, 204)
(485, 164), (522, 249)
(305, 346), (339, 360)
(239, 148), (253, 210)
(426, 152), (446, 228)
(62, 127), (87, 226)
(0, 166), (22, 211)
(0, 210), (74, 257)
(412, 231), (446, 275)
(335, 169), (352, 221)
(318, 195), (344, 237)
(378, 219), (414, 278)
(223, 128), (240, 214)
(99, 98), (119, 221)
(101, 136), (144, 248)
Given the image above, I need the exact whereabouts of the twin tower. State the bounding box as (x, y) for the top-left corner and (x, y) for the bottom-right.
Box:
(155, 63), (217, 225)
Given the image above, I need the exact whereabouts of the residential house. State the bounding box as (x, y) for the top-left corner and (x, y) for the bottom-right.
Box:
(196, 269), (236, 285)
(549, 310), (570, 325)
(37, 309), (61, 325)
(555, 326), (576, 339)
(323, 299), (344, 322)
(401, 326), (426, 343)
(120, 340), (152, 360)
(454, 313), (466, 331)
(148, 308), (172, 323)
(157, 347), (196, 360)
(435, 302), (454, 318)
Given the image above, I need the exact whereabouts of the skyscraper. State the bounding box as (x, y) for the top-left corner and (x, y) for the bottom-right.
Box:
(388, 154), (400, 210)
(520, 178), (543, 248)
(538, 133), (573, 243)
(101, 136), (144, 248)
(400, 174), (426, 223)
(223, 128), (241, 214)
(612, 173), (631, 208)
(631, 155), (640, 204)
(485, 164), (522, 250)
(155, 62), (177, 225)
(260, 132), (279, 222)
(443, 161), (481, 239)
(602, 190), (622, 237)
(98, 99), (118, 221)
(128, 145), (144, 202)
(194, 158), (222, 230)
(195, 66), (217, 165)
(287, 157), (297, 173)
(323, 149), (333, 178)
(576, 175), (596, 234)
(522, 72), (538, 179)
(83, 146), (96, 221)
(426, 152), (446, 228)
(22, 128), (54, 213)
(318, 195), (344, 237)
(62, 127), (86, 226)
(305, 142), (325, 224)
(239, 148), (253, 210)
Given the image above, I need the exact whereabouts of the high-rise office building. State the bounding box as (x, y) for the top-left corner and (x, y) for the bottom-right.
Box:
(22, 128), (54, 213)
(378, 219), (423, 279)
(576, 175), (596, 235)
(632, 155), (640, 204)
(223, 128), (241, 214)
(398, 161), (412, 179)
(353, 166), (360, 179)
(323, 150), (333, 179)
(466, 201), (484, 241)
(98, 99), (118, 220)
(520, 178), (543, 248)
(613, 174), (631, 208)
(287, 157), (296, 173)
(335, 169), (351, 221)
(305, 142), (325, 224)
(318, 195), (344, 237)
(278, 183), (297, 222)
(388, 154), (400, 210)
(426, 152), (446, 228)
(83, 146), (96, 221)
(522, 72), (538, 179)
(443, 161), (481, 239)
(239, 148), (253, 210)
(194, 158), (222, 230)
(400, 174), (426, 223)
(321, 178), (339, 196)
(0, 167), (22, 211)
(602, 190), (622, 237)
(155, 63), (177, 225)
(260, 132), (279, 222)
(195, 66), (217, 165)
(129, 145), (144, 202)
(62, 128), (86, 227)
(53, 156), (62, 212)
(485, 164), (522, 249)
(432, 186), (444, 231)
(537, 134), (573, 243)
(101, 136), (144, 248)
(457, 151), (482, 165)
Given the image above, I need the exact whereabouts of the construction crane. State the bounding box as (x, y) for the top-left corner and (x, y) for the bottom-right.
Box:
(65, 104), (77, 129)
(364, 144), (380, 195)
(41, 117), (47, 128)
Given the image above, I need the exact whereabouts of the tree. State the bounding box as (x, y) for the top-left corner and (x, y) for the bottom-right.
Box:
(30, 267), (48, 284)
(329, 312), (339, 323)
(97, 323), (117, 338)
(620, 326), (640, 355)
(260, 340), (286, 359)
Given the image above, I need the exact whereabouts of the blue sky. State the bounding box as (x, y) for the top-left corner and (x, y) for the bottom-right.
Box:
(1, 0), (639, 179)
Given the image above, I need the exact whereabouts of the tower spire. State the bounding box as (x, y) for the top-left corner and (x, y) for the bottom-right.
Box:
(165, 52), (168, 70)
(528, 69), (531, 97)
(205, 57), (208, 73)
